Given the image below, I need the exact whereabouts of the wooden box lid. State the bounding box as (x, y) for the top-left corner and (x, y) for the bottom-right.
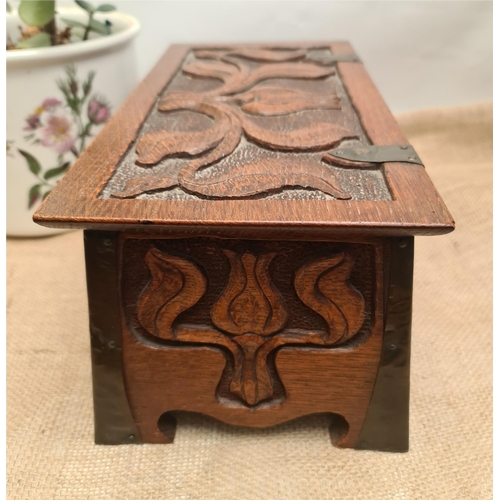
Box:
(34, 42), (454, 239)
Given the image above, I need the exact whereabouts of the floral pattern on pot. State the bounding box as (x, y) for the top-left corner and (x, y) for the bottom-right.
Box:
(18, 64), (111, 208)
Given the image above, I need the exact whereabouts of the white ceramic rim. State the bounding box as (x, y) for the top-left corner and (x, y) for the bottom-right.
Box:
(6, 9), (140, 65)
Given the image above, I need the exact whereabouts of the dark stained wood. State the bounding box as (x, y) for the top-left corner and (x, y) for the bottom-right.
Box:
(121, 234), (385, 447)
(356, 237), (413, 452)
(84, 231), (141, 444)
(33, 41), (454, 237)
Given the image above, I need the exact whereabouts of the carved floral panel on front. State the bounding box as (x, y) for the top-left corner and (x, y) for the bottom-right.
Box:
(136, 245), (366, 407)
(107, 47), (386, 201)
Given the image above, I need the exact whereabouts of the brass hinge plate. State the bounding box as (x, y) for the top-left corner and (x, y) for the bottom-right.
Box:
(327, 145), (424, 165)
(306, 52), (361, 64)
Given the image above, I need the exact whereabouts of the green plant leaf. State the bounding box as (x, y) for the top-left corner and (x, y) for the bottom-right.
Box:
(6, 2), (11, 13)
(57, 79), (70, 100)
(16, 32), (51, 49)
(66, 98), (80, 114)
(44, 162), (71, 180)
(74, 0), (94, 13)
(82, 70), (95, 97)
(18, 0), (55, 27)
(28, 184), (42, 209)
(18, 149), (42, 175)
(61, 17), (87, 29)
(95, 4), (115, 12)
(88, 17), (110, 35)
(65, 64), (77, 81)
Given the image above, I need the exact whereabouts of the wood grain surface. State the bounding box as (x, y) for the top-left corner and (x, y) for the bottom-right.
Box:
(120, 234), (385, 446)
(33, 41), (454, 237)
(108, 47), (357, 201)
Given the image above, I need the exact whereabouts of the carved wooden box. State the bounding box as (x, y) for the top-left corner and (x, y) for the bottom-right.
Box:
(34, 42), (454, 452)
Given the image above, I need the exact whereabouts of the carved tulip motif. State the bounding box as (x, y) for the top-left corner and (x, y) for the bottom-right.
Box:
(210, 251), (288, 405)
(211, 251), (288, 335)
(112, 47), (358, 200)
(136, 246), (366, 407)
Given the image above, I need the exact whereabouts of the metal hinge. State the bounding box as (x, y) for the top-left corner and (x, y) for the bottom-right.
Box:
(326, 145), (424, 165)
(306, 52), (361, 64)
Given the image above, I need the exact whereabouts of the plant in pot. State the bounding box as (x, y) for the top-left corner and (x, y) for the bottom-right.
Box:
(6, 0), (140, 236)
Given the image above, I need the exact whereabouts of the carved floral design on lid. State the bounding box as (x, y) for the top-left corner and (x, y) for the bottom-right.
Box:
(112, 48), (360, 201)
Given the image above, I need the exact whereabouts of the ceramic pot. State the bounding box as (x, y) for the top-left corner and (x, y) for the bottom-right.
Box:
(6, 7), (140, 236)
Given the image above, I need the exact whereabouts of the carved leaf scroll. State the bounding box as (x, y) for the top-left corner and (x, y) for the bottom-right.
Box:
(135, 96), (232, 166)
(322, 148), (377, 169)
(230, 48), (307, 62)
(182, 59), (244, 83)
(194, 48), (308, 62)
(190, 50), (335, 96)
(294, 253), (366, 344)
(137, 248), (207, 337)
(113, 104), (352, 200)
(239, 116), (357, 152)
(219, 62), (336, 96)
(251, 253), (367, 375)
(184, 56), (336, 96)
(137, 247), (283, 406)
(135, 129), (221, 167)
(111, 172), (179, 199)
(236, 86), (341, 116)
(112, 46), (359, 201)
(180, 158), (350, 199)
(135, 246), (367, 407)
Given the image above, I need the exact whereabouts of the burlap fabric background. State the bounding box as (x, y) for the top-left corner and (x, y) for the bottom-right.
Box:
(7, 102), (492, 499)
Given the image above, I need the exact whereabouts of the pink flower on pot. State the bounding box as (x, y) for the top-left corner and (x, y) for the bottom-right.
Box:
(23, 114), (41, 131)
(87, 98), (110, 124)
(23, 98), (62, 131)
(41, 98), (62, 110)
(35, 108), (78, 154)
